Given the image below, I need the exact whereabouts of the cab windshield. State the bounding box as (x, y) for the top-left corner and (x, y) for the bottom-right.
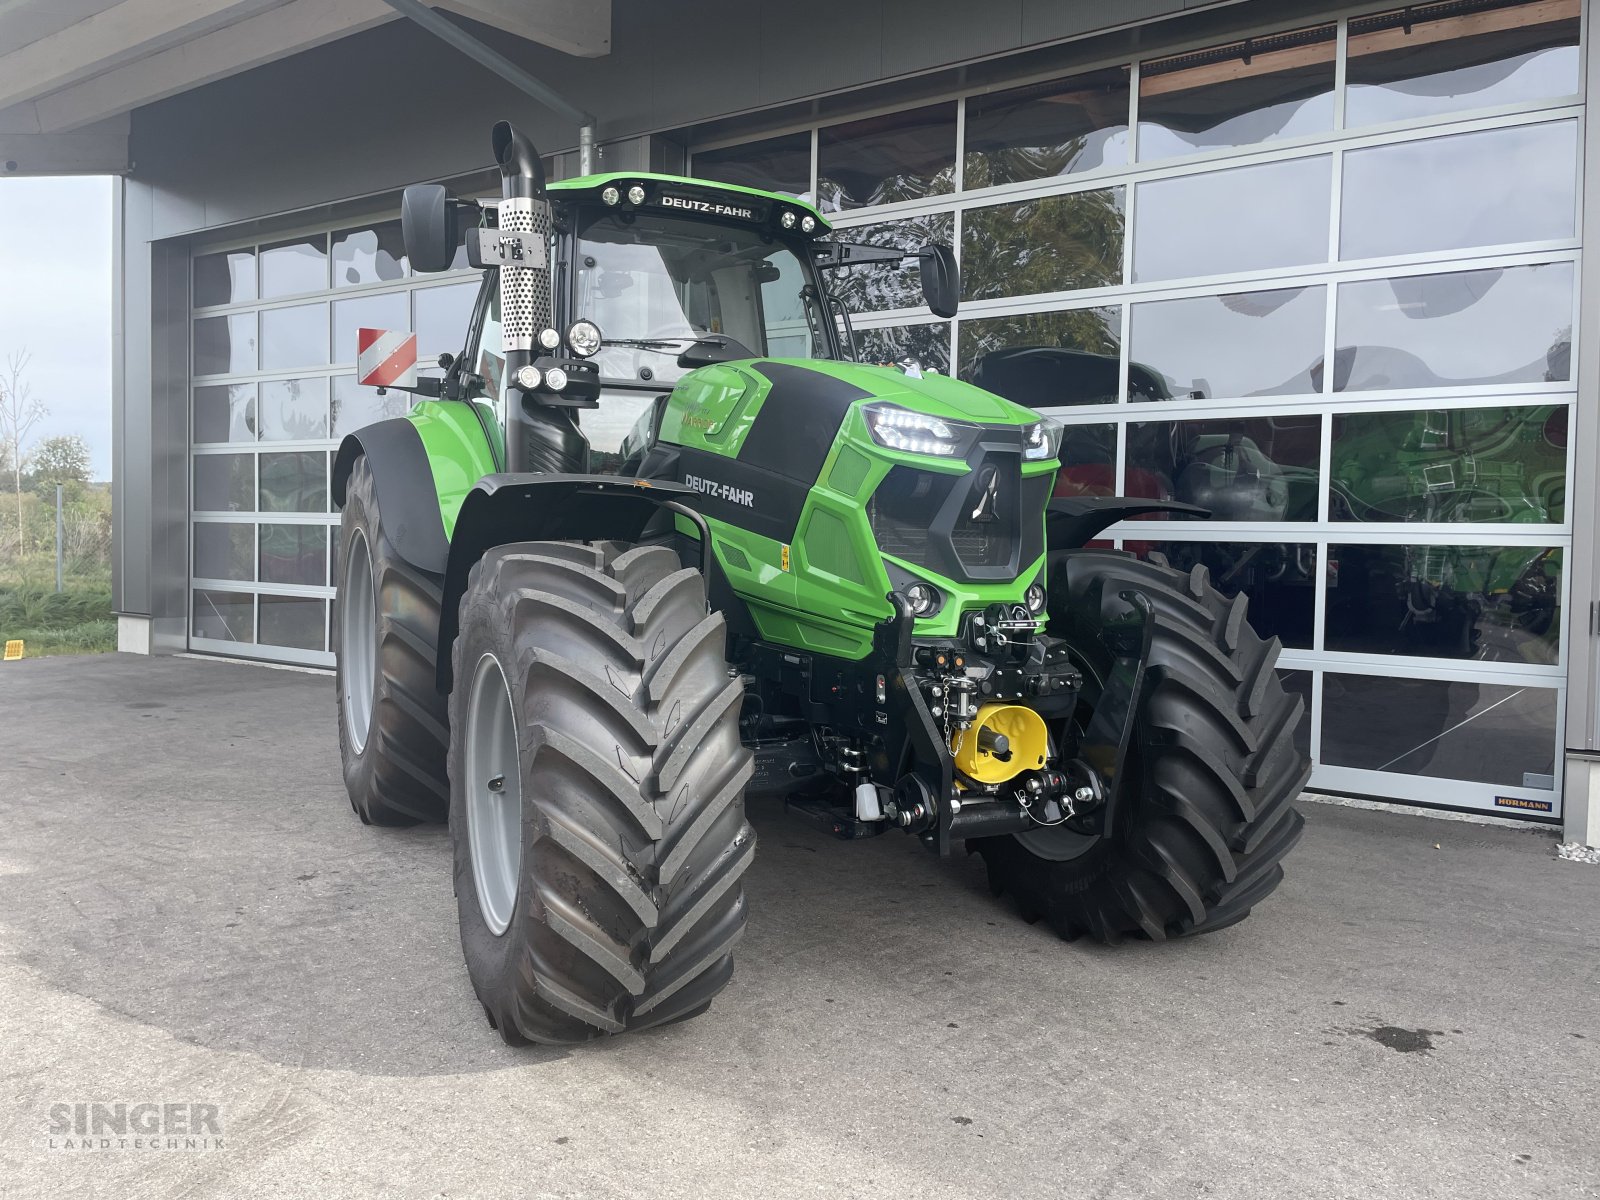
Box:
(573, 208), (830, 387)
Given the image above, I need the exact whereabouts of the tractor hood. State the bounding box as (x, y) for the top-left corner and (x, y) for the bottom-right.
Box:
(772, 358), (1043, 427)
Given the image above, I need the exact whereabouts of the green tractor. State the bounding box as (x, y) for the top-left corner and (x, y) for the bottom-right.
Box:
(332, 121), (1309, 1045)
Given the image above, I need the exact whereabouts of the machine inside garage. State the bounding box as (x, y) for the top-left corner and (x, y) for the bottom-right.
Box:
(0, 0), (1595, 842)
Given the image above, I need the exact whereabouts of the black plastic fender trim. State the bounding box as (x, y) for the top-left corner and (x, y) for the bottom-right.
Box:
(435, 473), (701, 692)
(332, 420), (451, 576)
(1046, 496), (1210, 551)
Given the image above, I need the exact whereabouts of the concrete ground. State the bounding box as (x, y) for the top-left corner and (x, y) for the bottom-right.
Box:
(0, 654), (1596, 1200)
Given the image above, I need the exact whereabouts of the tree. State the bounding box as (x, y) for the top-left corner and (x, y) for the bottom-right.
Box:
(0, 351), (47, 548)
(27, 434), (91, 495)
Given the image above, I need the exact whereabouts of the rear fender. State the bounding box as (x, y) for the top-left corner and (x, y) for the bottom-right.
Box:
(436, 474), (705, 691)
(332, 418), (450, 574)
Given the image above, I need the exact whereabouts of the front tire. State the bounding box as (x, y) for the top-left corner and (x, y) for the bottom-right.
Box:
(975, 550), (1310, 942)
(335, 455), (450, 825)
(449, 540), (754, 1044)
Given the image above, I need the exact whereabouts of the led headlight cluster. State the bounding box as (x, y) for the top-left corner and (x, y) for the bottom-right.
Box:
(779, 208), (820, 235)
(904, 583), (941, 616)
(1025, 582), (1047, 614)
(513, 363), (567, 393)
(862, 403), (975, 457)
(1022, 418), (1064, 462)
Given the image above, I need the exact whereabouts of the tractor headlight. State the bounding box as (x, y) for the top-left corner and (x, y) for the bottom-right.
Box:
(1022, 418), (1063, 462)
(801, 215), (817, 234)
(544, 366), (569, 392)
(514, 364), (542, 391)
(567, 319), (602, 358)
(1025, 582), (1046, 614)
(863, 403), (974, 457)
(904, 583), (941, 616)
(537, 327), (561, 351)
(627, 184), (646, 206)
(780, 210), (797, 230)
(601, 185), (620, 206)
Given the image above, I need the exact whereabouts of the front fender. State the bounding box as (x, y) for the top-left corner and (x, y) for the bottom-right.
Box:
(436, 474), (702, 691)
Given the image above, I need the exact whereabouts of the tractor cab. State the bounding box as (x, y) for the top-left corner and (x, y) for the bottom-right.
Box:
(396, 160), (959, 477)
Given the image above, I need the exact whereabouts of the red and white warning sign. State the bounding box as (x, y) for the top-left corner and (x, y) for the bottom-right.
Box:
(356, 328), (419, 388)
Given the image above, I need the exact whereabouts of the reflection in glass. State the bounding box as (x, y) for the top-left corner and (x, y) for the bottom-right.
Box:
(1138, 24), (1336, 159)
(192, 589), (254, 643)
(1126, 415), (1320, 521)
(1129, 286), (1325, 400)
(960, 308), (1122, 406)
(1346, 0), (1580, 126)
(1278, 670), (1314, 759)
(193, 249), (256, 307)
(260, 235), (327, 298)
(962, 188), (1124, 300)
(963, 68), (1131, 187)
(693, 132), (812, 196)
(1135, 542), (1317, 648)
(333, 292), (408, 364)
(259, 524), (327, 587)
(1326, 543), (1561, 664)
(1133, 157), (1330, 282)
(1341, 122), (1577, 260)
(1054, 423), (1117, 498)
(193, 454), (254, 512)
(828, 213), (953, 313)
(414, 282), (478, 357)
(332, 222), (406, 286)
(818, 103), (956, 211)
(1332, 264), (1573, 391)
(194, 314), (256, 376)
(853, 324), (951, 373)
(332, 376), (408, 437)
(193, 384), (256, 443)
(1321, 673), (1556, 789)
(259, 595), (326, 652)
(1330, 406), (1566, 524)
(193, 523), (253, 581)
(260, 303), (329, 371)
(259, 452), (327, 513)
(259, 377), (329, 441)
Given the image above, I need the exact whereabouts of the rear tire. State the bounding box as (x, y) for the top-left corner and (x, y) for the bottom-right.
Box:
(974, 549), (1309, 942)
(335, 455), (450, 825)
(449, 540), (754, 1044)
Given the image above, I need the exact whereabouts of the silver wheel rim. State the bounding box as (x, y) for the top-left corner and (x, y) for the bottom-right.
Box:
(466, 652), (521, 937)
(340, 528), (376, 754)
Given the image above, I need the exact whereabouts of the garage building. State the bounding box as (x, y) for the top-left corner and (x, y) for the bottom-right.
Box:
(3, 0), (1596, 843)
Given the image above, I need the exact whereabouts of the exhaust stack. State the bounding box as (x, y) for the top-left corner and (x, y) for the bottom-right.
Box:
(491, 121), (572, 474)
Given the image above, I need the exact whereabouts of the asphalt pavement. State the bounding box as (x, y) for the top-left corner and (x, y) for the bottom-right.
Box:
(0, 653), (1595, 1199)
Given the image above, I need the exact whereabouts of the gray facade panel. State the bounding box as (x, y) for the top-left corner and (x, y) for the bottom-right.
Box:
(1567, 0), (1600, 753)
(113, 179), (153, 618)
(881, 0), (1026, 77)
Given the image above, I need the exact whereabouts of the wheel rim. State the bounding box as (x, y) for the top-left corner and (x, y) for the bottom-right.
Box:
(465, 652), (522, 937)
(340, 528), (377, 754)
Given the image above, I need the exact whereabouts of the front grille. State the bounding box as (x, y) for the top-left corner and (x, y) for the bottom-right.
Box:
(869, 452), (1028, 580)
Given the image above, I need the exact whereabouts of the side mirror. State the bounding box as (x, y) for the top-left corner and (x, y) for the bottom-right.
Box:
(401, 184), (459, 273)
(918, 243), (960, 319)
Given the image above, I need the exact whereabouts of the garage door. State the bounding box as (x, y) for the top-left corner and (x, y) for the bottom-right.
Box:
(188, 215), (479, 666)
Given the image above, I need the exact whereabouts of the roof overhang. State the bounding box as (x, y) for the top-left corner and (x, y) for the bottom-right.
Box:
(0, 0), (611, 176)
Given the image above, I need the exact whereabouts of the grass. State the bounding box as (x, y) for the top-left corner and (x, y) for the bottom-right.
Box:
(0, 580), (116, 659)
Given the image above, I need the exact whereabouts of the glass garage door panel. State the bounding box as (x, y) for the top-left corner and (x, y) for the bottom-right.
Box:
(1320, 674), (1557, 793)
(191, 217), (479, 666)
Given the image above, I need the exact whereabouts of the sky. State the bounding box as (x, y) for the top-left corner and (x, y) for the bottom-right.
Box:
(0, 176), (115, 480)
